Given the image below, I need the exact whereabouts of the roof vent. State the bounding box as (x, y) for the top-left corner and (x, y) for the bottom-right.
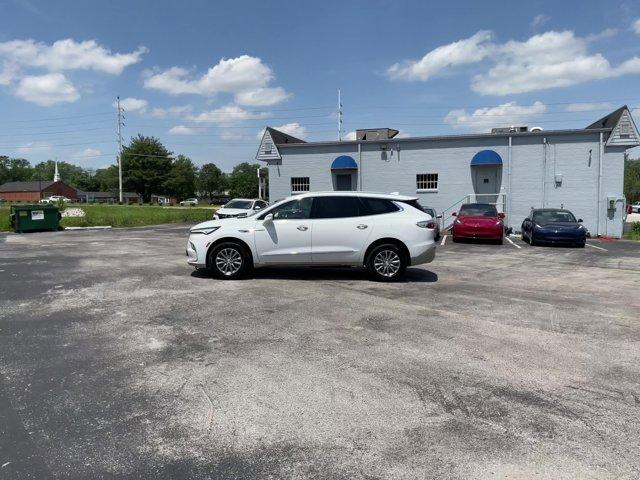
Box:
(491, 126), (528, 134)
(356, 128), (399, 140)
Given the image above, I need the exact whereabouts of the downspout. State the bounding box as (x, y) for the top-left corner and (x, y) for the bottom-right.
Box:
(507, 136), (512, 229)
(358, 142), (362, 191)
(542, 137), (547, 207)
(597, 131), (603, 237)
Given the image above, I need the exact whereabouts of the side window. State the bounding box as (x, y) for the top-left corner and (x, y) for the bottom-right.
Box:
(311, 196), (361, 219)
(269, 198), (312, 220)
(359, 197), (400, 215)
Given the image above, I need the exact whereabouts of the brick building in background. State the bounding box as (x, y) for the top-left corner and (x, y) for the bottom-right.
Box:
(0, 180), (78, 202)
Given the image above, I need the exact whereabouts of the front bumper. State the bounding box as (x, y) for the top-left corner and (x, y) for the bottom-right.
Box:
(186, 238), (206, 268)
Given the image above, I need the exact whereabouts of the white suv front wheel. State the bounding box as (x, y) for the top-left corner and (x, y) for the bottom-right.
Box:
(366, 244), (407, 282)
(208, 242), (251, 279)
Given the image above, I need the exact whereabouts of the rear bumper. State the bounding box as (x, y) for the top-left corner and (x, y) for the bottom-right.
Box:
(410, 242), (436, 266)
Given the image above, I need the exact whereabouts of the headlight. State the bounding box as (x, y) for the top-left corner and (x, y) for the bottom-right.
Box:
(190, 226), (220, 235)
(454, 219), (463, 225)
(213, 214), (219, 219)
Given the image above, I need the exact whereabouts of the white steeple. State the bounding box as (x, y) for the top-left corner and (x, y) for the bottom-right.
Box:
(53, 160), (60, 182)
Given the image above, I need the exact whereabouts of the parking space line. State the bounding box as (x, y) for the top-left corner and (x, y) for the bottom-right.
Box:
(505, 237), (522, 249)
(585, 243), (608, 252)
(440, 235), (447, 246)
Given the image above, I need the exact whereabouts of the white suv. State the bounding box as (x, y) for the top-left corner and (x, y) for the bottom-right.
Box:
(187, 192), (436, 281)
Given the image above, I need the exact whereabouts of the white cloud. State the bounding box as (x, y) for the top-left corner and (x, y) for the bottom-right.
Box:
(0, 38), (146, 106)
(564, 102), (612, 112)
(168, 125), (198, 135)
(634, 18), (640, 35)
(531, 14), (550, 30)
(0, 38), (147, 74)
(115, 97), (147, 112)
(144, 55), (290, 106)
(14, 73), (79, 106)
(256, 122), (306, 140)
(387, 31), (493, 81)
(149, 104), (193, 118)
(343, 131), (357, 140)
(76, 147), (102, 159)
(444, 101), (547, 131)
(189, 104), (269, 126)
(15, 141), (52, 154)
(387, 29), (640, 95)
(234, 87), (291, 106)
(219, 130), (245, 141)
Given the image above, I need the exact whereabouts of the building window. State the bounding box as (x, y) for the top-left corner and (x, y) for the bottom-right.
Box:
(291, 177), (310, 194)
(416, 173), (438, 192)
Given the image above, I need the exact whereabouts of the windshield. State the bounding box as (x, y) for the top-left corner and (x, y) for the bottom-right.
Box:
(224, 200), (253, 209)
(459, 204), (497, 217)
(533, 210), (577, 224)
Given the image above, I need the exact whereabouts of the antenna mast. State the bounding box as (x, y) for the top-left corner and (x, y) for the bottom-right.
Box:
(338, 89), (343, 141)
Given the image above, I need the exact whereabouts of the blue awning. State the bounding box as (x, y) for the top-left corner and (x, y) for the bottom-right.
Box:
(471, 150), (503, 166)
(331, 155), (358, 170)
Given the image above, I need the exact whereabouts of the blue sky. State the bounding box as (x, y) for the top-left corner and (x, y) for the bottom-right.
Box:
(1, 0), (639, 171)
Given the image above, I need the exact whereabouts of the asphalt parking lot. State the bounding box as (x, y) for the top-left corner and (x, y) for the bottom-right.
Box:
(1, 225), (640, 479)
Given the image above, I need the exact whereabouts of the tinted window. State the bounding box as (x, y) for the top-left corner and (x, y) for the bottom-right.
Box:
(359, 197), (399, 215)
(226, 200), (253, 209)
(269, 198), (312, 220)
(398, 199), (427, 212)
(312, 196), (361, 219)
(459, 203), (497, 217)
(532, 210), (577, 224)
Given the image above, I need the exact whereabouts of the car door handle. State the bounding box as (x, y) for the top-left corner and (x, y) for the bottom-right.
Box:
(297, 225), (308, 231)
(357, 224), (368, 229)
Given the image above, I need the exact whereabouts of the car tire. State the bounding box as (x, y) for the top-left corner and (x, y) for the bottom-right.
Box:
(208, 242), (251, 280)
(366, 244), (407, 282)
(530, 234), (537, 246)
(578, 241), (586, 248)
(452, 235), (460, 243)
(497, 237), (504, 245)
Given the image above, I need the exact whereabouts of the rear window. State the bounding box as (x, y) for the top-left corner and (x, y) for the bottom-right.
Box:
(359, 197), (400, 215)
(459, 204), (497, 217)
(398, 199), (426, 212)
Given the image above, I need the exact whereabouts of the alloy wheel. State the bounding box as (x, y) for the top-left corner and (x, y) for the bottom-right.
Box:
(373, 249), (401, 277)
(215, 248), (243, 276)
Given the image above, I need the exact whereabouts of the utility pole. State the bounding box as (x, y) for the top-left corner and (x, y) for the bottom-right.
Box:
(116, 96), (125, 203)
(338, 89), (342, 141)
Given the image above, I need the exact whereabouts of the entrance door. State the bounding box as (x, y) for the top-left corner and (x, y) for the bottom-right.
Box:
(335, 174), (353, 191)
(472, 166), (500, 204)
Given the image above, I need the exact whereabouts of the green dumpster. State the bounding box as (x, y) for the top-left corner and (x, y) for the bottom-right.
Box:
(10, 204), (61, 233)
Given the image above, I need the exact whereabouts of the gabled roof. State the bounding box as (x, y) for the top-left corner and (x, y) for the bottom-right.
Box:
(585, 105), (628, 129)
(0, 180), (55, 192)
(265, 126), (306, 145)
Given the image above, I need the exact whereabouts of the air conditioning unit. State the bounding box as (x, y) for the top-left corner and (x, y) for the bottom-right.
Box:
(491, 126), (529, 134)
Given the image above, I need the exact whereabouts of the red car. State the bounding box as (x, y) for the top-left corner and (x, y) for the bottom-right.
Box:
(451, 203), (505, 244)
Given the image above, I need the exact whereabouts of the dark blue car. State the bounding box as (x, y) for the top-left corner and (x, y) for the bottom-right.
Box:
(521, 209), (587, 247)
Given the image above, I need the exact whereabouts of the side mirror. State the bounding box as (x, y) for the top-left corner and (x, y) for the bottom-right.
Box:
(451, 212), (457, 217)
(498, 212), (505, 219)
(578, 218), (583, 223)
(263, 213), (274, 224)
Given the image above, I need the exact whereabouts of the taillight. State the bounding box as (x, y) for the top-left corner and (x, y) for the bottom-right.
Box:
(416, 221), (436, 229)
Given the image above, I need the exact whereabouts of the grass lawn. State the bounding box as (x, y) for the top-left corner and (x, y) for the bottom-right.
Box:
(0, 204), (215, 232)
(624, 221), (640, 241)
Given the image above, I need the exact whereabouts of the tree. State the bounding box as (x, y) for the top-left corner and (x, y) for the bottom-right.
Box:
(0, 157), (33, 183)
(121, 134), (173, 202)
(625, 157), (640, 203)
(164, 155), (197, 200)
(198, 163), (227, 199)
(228, 162), (260, 198)
(93, 166), (119, 192)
